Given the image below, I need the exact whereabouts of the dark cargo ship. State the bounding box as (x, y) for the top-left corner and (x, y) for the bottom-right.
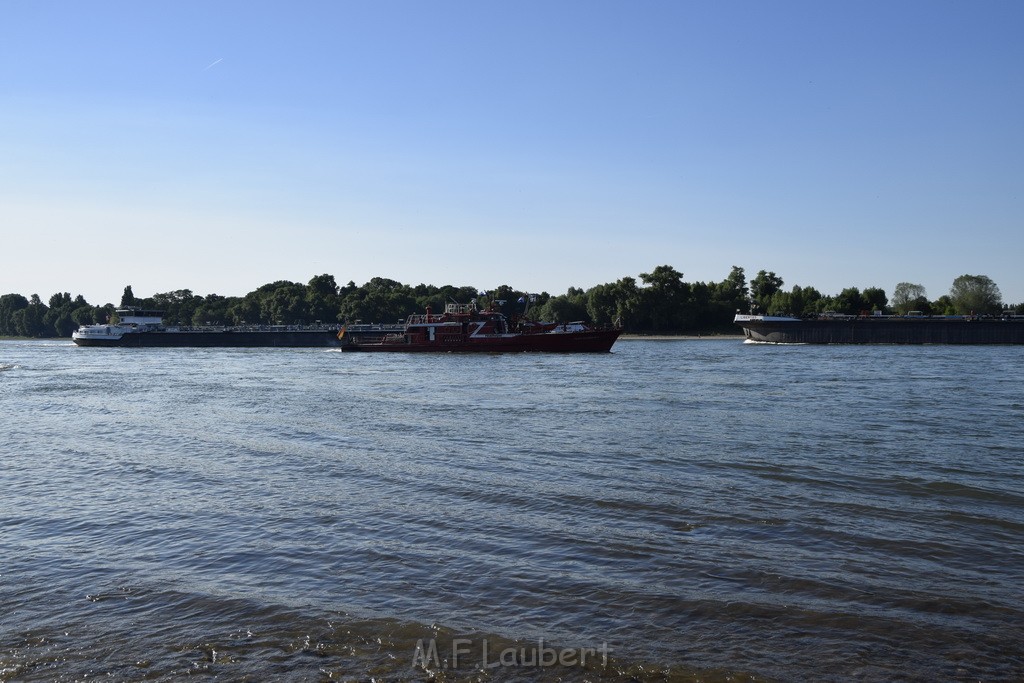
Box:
(735, 313), (1024, 344)
(72, 308), (400, 348)
(343, 301), (621, 352)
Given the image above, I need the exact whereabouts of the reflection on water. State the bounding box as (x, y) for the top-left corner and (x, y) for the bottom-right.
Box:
(1, 340), (1022, 681)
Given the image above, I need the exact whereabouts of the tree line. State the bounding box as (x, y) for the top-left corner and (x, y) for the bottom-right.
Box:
(748, 272), (1012, 318)
(1, 267), (1018, 338)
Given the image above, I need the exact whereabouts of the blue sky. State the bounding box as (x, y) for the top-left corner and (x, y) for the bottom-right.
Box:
(2, 0), (1022, 306)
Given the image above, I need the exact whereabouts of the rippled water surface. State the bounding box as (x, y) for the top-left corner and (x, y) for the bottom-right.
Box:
(1, 339), (1022, 681)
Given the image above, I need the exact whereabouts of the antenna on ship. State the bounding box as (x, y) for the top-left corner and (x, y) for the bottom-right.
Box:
(516, 292), (540, 317)
(518, 293), (538, 317)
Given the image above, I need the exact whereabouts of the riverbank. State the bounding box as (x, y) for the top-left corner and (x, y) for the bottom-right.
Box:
(619, 334), (744, 341)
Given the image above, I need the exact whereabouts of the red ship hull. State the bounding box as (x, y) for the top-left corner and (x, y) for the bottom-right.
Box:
(342, 301), (621, 353)
(346, 328), (621, 352)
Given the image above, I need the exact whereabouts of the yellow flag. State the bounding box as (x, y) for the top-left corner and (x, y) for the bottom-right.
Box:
(337, 325), (346, 340)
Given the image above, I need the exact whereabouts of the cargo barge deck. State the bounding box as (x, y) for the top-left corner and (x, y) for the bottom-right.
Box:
(735, 313), (1024, 344)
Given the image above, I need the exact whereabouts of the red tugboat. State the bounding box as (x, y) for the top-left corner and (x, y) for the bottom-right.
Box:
(342, 301), (621, 352)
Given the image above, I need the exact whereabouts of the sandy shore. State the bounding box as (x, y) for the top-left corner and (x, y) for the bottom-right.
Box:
(619, 334), (745, 341)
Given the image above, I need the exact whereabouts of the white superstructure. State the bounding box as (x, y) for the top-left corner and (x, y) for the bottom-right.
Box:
(71, 308), (163, 343)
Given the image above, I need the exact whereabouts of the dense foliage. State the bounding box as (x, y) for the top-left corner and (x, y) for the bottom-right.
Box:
(1, 268), (1020, 338)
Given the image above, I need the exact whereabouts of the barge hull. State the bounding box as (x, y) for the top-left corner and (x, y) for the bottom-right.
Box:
(347, 329), (621, 353)
(739, 318), (1024, 344)
(72, 330), (347, 347)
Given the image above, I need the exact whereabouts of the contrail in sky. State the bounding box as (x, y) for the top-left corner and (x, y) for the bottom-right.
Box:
(204, 58), (223, 70)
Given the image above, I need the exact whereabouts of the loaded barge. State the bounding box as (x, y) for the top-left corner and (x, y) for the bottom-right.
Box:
(72, 308), (400, 348)
(735, 313), (1024, 344)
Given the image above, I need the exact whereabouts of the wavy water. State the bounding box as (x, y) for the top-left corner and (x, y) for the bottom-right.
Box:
(1, 340), (1022, 681)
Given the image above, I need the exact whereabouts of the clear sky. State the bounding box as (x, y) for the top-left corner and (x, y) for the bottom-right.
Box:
(2, 0), (1022, 305)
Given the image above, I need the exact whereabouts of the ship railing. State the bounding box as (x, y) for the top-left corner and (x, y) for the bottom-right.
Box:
(346, 323), (406, 332)
(165, 323), (351, 333)
(407, 313), (448, 324)
(445, 302), (477, 315)
(548, 321), (589, 333)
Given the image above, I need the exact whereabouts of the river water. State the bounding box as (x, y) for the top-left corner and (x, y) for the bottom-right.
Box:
(1, 339), (1022, 681)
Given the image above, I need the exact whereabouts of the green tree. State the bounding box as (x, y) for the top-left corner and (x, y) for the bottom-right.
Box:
(790, 285), (822, 316)
(72, 305), (102, 327)
(15, 294), (47, 337)
(306, 274), (341, 323)
(0, 293), (29, 336)
(810, 294), (837, 314)
(227, 296), (262, 325)
(750, 270), (783, 312)
(260, 282), (310, 324)
(191, 294), (232, 326)
(833, 287), (865, 315)
(637, 265), (691, 331)
(414, 285), (480, 317)
(42, 292), (75, 337)
(932, 294), (956, 315)
(148, 289), (204, 325)
(714, 266), (749, 314)
(533, 292), (588, 323)
(862, 287), (887, 313)
(766, 290), (793, 316)
(586, 277), (638, 326)
(340, 278), (418, 324)
(762, 284), (821, 317)
(891, 282), (927, 314)
(121, 285), (136, 307)
(949, 274), (1002, 314)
